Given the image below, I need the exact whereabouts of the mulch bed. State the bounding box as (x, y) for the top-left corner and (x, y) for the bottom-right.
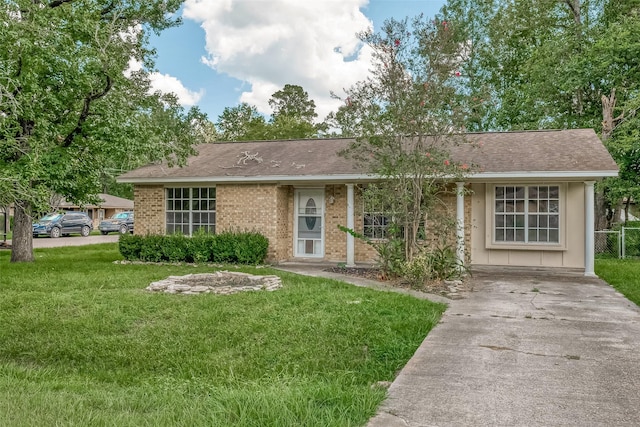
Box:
(325, 266), (467, 297)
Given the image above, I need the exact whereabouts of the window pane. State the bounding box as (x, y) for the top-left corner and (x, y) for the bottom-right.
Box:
(495, 187), (504, 198)
(549, 215), (559, 228)
(515, 229), (525, 241)
(539, 187), (548, 198)
(539, 229), (548, 241)
(506, 229), (514, 241)
(529, 187), (538, 198)
(539, 215), (548, 227)
(549, 201), (559, 213)
(496, 229), (505, 241)
(515, 187), (525, 198)
(496, 215), (505, 227)
(496, 201), (505, 212)
(549, 186), (559, 198)
(528, 229), (538, 242)
(549, 229), (559, 242)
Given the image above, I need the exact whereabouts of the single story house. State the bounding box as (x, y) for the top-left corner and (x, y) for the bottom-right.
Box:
(58, 193), (134, 228)
(118, 129), (618, 276)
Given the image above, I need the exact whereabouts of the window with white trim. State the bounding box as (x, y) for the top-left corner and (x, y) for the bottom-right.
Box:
(494, 185), (559, 244)
(362, 194), (391, 239)
(166, 187), (216, 235)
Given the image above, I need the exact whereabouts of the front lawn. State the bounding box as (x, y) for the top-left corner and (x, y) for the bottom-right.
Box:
(0, 244), (445, 426)
(596, 259), (640, 306)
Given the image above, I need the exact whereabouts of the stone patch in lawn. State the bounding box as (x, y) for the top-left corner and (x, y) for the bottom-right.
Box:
(146, 271), (282, 295)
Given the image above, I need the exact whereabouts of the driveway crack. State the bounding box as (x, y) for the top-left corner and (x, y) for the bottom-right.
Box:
(479, 344), (580, 360)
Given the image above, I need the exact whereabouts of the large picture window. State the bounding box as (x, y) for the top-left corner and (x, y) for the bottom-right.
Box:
(166, 187), (216, 235)
(494, 185), (559, 244)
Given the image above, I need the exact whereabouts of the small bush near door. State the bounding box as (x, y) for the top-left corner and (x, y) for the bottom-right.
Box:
(118, 232), (269, 265)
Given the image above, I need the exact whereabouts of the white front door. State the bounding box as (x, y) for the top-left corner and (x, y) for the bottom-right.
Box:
(294, 189), (324, 257)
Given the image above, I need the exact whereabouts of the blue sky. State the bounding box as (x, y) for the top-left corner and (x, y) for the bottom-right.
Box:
(149, 0), (447, 123)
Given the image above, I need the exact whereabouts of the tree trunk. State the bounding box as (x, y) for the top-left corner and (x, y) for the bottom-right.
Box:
(601, 89), (617, 141)
(10, 200), (34, 263)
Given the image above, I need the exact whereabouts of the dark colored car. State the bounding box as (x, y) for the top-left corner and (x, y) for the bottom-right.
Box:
(33, 212), (93, 238)
(98, 211), (134, 235)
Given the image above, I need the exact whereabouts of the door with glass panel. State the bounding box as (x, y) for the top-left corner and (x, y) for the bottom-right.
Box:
(295, 189), (324, 257)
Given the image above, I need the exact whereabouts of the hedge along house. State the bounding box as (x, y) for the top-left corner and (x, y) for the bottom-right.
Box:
(118, 129), (618, 276)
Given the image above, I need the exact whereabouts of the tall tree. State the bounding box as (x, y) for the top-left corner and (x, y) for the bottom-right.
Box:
(441, 0), (640, 227)
(0, 0), (207, 262)
(339, 16), (471, 277)
(268, 84), (325, 139)
(216, 103), (269, 141)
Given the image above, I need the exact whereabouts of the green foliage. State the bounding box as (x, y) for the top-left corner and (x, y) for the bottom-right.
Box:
(402, 246), (462, 288)
(0, 244), (446, 426)
(211, 232), (238, 263)
(161, 233), (189, 263)
(1, 0), (208, 262)
(138, 235), (165, 263)
(188, 229), (215, 263)
(234, 232), (270, 265)
(118, 234), (143, 261)
(216, 103), (270, 141)
(118, 232), (270, 265)
(215, 84), (327, 140)
(336, 18), (471, 269)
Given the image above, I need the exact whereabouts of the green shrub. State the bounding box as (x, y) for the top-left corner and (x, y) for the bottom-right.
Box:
(187, 231), (215, 263)
(118, 231), (270, 264)
(139, 234), (164, 262)
(162, 234), (189, 262)
(235, 232), (269, 264)
(211, 232), (237, 263)
(118, 234), (143, 260)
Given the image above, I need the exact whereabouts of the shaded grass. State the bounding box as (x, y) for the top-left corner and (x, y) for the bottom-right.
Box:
(0, 244), (445, 426)
(596, 259), (640, 306)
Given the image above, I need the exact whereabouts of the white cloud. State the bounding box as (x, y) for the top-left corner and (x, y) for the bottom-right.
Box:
(183, 0), (374, 120)
(149, 73), (205, 106)
(125, 58), (204, 106)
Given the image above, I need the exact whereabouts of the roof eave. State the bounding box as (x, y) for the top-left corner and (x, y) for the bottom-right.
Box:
(118, 170), (618, 185)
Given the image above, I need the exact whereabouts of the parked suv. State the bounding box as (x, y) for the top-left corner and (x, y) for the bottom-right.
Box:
(98, 211), (134, 235)
(33, 212), (93, 238)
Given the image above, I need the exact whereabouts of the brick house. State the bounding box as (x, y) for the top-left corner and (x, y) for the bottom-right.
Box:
(118, 129), (618, 276)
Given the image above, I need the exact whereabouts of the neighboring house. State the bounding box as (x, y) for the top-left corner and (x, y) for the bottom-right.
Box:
(118, 129), (618, 276)
(58, 193), (134, 229)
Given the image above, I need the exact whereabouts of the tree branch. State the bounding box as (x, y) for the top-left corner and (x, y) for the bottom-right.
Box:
(48, 0), (75, 8)
(62, 75), (112, 147)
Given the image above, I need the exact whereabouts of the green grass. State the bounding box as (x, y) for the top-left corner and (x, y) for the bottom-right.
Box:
(596, 259), (640, 306)
(0, 244), (445, 426)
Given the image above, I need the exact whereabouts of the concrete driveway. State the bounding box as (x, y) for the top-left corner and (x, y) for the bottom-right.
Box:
(368, 269), (640, 427)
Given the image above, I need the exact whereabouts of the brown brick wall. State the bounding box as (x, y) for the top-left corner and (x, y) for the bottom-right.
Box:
(133, 182), (473, 265)
(133, 185), (165, 235)
(324, 185), (348, 262)
(217, 184), (281, 262)
(275, 186), (293, 261)
(351, 184), (473, 264)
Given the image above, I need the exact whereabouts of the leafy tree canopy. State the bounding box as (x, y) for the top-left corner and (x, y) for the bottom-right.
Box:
(0, 0), (208, 261)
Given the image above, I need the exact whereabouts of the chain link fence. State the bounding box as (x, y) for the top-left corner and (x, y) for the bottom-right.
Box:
(595, 227), (640, 259)
(595, 230), (621, 259)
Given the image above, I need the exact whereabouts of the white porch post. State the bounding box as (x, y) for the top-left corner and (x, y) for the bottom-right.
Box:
(346, 184), (356, 267)
(584, 181), (596, 277)
(456, 181), (465, 269)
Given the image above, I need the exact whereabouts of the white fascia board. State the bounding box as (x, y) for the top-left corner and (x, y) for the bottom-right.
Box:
(118, 170), (618, 185)
(117, 174), (377, 184)
(466, 170), (619, 181)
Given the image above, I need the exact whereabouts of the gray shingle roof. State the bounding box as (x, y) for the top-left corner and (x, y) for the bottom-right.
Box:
(118, 129), (618, 183)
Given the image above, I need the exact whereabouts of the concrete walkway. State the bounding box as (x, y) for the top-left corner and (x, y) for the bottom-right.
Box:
(276, 265), (640, 426)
